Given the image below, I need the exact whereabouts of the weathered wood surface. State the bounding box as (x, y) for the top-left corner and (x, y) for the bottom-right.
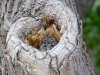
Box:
(0, 0), (95, 75)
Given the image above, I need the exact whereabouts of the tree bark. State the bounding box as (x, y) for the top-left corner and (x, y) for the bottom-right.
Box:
(75, 0), (94, 19)
(0, 0), (95, 75)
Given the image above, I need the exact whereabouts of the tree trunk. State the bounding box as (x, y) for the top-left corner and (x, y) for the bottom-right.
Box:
(0, 0), (95, 75)
(75, 0), (94, 19)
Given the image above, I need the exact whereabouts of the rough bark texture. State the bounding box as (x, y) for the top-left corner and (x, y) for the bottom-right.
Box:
(0, 0), (95, 75)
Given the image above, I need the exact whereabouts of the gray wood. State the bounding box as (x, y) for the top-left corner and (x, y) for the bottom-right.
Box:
(0, 0), (95, 75)
(75, 0), (94, 19)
